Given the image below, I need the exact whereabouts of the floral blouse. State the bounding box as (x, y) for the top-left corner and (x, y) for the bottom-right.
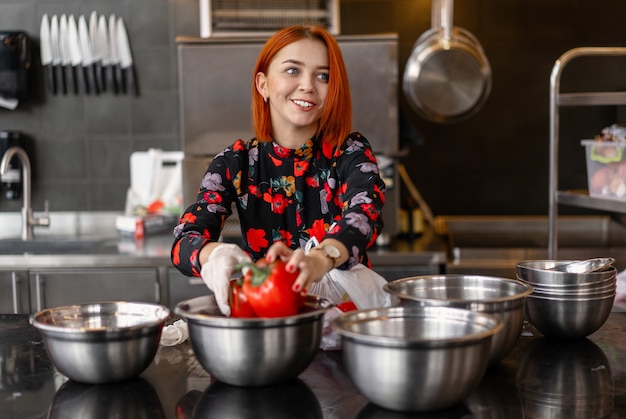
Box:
(171, 132), (386, 277)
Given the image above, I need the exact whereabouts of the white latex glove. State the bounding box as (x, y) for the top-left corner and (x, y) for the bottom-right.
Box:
(200, 243), (252, 316)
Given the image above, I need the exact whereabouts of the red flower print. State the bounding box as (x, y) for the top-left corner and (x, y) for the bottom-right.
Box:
(172, 240), (182, 265)
(247, 228), (268, 252)
(374, 184), (386, 202)
(279, 230), (293, 247)
(264, 192), (288, 214)
(249, 184), (261, 197)
(309, 218), (328, 242)
(190, 248), (200, 275)
(296, 210), (302, 227)
(233, 139), (245, 151)
(361, 203), (379, 220)
(181, 213), (197, 223)
(294, 160), (308, 176)
(269, 154), (283, 166)
(274, 145), (291, 158)
(203, 191), (222, 203)
(328, 222), (341, 234)
(322, 141), (333, 159)
(323, 183), (333, 202)
(306, 175), (319, 187)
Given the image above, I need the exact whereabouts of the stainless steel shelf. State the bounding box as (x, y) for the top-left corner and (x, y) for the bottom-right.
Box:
(549, 47), (626, 259)
(557, 91), (626, 106)
(556, 190), (626, 213)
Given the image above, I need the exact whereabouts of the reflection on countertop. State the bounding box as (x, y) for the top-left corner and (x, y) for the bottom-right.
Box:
(1, 312), (625, 418)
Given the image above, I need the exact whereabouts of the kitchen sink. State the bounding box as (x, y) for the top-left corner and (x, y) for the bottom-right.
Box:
(0, 237), (118, 255)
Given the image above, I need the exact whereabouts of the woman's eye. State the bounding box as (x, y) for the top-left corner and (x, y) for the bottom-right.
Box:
(317, 72), (329, 82)
(286, 67), (299, 75)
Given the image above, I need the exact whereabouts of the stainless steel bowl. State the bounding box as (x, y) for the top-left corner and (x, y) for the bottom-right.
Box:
(525, 293), (615, 339)
(175, 294), (331, 387)
(383, 275), (532, 363)
(516, 260), (616, 287)
(333, 306), (502, 412)
(30, 301), (172, 384)
(529, 283), (616, 298)
(518, 274), (616, 292)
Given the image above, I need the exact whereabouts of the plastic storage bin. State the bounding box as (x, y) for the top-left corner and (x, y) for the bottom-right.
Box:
(582, 139), (626, 200)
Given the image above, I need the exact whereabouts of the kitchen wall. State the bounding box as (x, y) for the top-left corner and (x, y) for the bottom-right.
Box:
(0, 0), (625, 217)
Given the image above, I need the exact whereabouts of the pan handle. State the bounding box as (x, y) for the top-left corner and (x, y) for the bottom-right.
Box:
(431, 0), (454, 41)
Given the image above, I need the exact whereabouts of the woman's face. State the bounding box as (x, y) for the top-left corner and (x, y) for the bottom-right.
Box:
(256, 38), (329, 146)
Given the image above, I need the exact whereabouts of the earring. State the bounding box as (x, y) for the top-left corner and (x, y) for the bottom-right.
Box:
(263, 96), (268, 103)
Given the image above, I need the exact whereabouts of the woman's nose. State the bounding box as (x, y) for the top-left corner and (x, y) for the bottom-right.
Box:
(298, 75), (315, 91)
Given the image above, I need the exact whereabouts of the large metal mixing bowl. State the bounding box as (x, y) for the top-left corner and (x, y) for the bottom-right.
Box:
(30, 301), (172, 384)
(525, 293), (615, 339)
(333, 306), (502, 412)
(383, 274), (532, 363)
(175, 294), (332, 387)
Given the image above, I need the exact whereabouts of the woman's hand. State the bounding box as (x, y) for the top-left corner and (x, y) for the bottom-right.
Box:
(265, 240), (346, 294)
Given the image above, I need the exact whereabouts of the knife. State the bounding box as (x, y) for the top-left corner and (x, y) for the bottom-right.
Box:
(97, 15), (111, 93)
(89, 11), (104, 93)
(117, 17), (139, 96)
(108, 14), (121, 94)
(40, 14), (56, 94)
(59, 15), (76, 95)
(67, 15), (84, 94)
(50, 15), (65, 94)
(78, 15), (98, 94)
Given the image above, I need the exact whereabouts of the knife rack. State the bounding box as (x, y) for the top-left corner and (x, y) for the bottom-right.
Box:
(199, 0), (340, 38)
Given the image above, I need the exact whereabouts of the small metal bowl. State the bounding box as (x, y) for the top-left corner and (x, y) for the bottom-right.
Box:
(333, 306), (502, 412)
(30, 302), (172, 384)
(175, 294), (331, 387)
(384, 275), (532, 363)
(518, 274), (616, 292)
(525, 293), (615, 339)
(516, 260), (616, 287)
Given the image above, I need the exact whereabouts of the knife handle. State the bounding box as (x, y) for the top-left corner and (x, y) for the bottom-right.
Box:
(82, 65), (98, 95)
(126, 65), (139, 97)
(55, 64), (67, 95)
(44, 65), (56, 95)
(117, 64), (126, 94)
(106, 65), (118, 94)
(94, 61), (104, 93)
(73, 65), (84, 95)
(65, 65), (77, 95)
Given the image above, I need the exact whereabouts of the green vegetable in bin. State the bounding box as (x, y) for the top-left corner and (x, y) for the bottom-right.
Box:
(591, 144), (623, 164)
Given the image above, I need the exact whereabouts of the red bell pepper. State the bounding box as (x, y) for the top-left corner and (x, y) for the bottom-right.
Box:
(228, 279), (257, 318)
(238, 259), (304, 318)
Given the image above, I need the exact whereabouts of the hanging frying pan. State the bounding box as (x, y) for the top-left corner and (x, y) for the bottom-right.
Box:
(403, 0), (492, 124)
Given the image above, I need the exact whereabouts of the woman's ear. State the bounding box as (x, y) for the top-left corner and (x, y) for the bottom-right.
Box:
(255, 72), (268, 98)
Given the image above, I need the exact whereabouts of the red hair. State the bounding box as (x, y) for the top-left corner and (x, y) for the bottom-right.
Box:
(251, 25), (352, 147)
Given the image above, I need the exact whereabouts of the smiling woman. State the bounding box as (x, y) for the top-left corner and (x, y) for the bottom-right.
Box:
(172, 25), (387, 317)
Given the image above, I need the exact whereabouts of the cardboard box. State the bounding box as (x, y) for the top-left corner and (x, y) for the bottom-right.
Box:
(582, 140), (626, 200)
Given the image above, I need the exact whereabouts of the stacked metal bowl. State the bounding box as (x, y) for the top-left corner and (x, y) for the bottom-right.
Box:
(516, 258), (616, 339)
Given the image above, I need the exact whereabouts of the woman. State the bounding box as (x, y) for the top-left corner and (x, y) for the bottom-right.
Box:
(171, 25), (386, 316)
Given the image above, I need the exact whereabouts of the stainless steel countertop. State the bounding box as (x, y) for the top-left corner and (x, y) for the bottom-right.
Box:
(0, 211), (446, 269)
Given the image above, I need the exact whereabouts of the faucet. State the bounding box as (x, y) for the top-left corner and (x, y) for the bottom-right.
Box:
(0, 146), (50, 240)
